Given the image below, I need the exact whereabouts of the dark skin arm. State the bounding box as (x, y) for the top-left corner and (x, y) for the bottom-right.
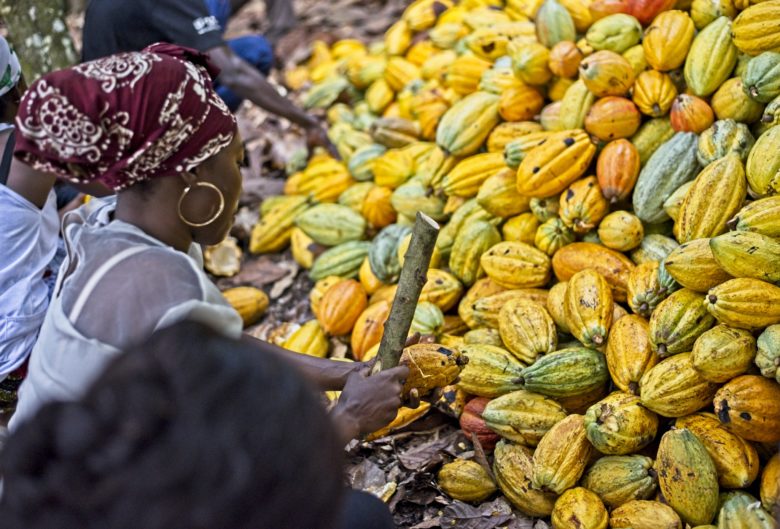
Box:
(206, 46), (337, 156)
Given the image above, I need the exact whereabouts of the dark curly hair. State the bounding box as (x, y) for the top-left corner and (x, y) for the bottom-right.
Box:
(0, 321), (344, 529)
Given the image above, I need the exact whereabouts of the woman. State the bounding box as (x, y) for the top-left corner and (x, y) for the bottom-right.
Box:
(9, 43), (407, 442)
(0, 36), (113, 411)
(1, 320), (394, 529)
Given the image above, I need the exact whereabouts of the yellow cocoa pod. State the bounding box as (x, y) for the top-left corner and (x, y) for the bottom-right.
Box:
(483, 389), (568, 446)
(639, 353), (719, 418)
(498, 299), (557, 364)
(420, 268), (463, 312)
(480, 241), (552, 289)
(675, 412), (760, 489)
(282, 320), (329, 358)
(462, 288), (549, 329)
(494, 440), (557, 517)
(609, 500), (683, 529)
(457, 344), (526, 397)
(704, 277), (780, 329)
(598, 210), (644, 252)
(663, 238), (733, 293)
(438, 459), (497, 502)
(564, 269), (614, 348)
(649, 288), (716, 357)
(547, 281), (571, 332)
(605, 315), (657, 395)
(676, 154), (748, 243)
(761, 453), (780, 516)
(477, 168), (533, 218)
(643, 10), (695, 72)
(710, 231), (780, 284)
(516, 129), (597, 198)
(656, 428), (720, 527)
(502, 212), (540, 244)
(399, 343), (464, 397)
(532, 414), (595, 494)
(584, 391), (659, 455)
(626, 261), (664, 319)
(464, 327), (504, 346)
(222, 286), (269, 327)
(551, 487), (608, 529)
(559, 176), (610, 235)
(366, 402), (431, 440)
(691, 324), (757, 383)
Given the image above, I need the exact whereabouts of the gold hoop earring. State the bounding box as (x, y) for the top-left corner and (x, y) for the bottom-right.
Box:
(177, 182), (225, 228)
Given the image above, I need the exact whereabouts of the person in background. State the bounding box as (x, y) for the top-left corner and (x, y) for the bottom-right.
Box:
(0, 320), (395, 529)
(203, 0), (296, 111)
(81, 0), (335, 154)
(0, 36), (110, 412)
(9, 44), (407, 453)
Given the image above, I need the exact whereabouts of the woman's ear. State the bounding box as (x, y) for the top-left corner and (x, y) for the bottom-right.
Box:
(180, 170), (199, 187)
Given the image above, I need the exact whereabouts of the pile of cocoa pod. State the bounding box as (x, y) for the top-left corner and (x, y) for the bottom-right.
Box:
(219, 0), (780, 526)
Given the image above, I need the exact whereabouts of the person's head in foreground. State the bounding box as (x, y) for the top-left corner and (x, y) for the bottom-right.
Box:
(0, 321), (345, 529)
(14, 43), (243, 250)
(0, 36), (25, 125)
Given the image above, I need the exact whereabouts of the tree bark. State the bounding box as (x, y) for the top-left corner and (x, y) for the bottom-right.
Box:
(0, 0), (78, 81)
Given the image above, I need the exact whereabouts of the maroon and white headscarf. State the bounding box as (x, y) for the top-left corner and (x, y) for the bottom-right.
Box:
(14, 43), (237, 190)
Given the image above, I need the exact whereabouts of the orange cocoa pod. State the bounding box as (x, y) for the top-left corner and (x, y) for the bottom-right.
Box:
(351, 300), (391, 360)
(499, 84), (546, 122)
(585, 96), (642, 141)
(318, 279), (368, 336)
(589, 0), (631, 21)
(629, 0), (676, 25)
(549, 41), (584, 78)
(596, 139), (640, 203)
(670, 94), (714, 134)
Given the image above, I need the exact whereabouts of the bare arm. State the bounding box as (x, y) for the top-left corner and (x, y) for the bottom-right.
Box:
(241, 333), (358, 391)
(206, 45), (336, 155)
(5, 159), (56, 209)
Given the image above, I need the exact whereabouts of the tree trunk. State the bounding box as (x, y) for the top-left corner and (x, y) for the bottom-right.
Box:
(0, 0), (78, 81)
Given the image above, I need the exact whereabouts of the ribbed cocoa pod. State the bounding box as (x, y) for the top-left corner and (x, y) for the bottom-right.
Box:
(457, 344), (526, 398)
(656, 428), (720, 527)
(609, 500), (682, 529)
(639, 353), (719, 418)
(532, 414), (594, 494)
(675, 413), (760, 489)
(649, 288), (716, 357)
(494, 440), (558, 516)
(581, 455), (658, 508)
(605, 315), (657, 395)
(483, 389), (568, 446)
(564, 269), (614, 348)
(438, 459), (497, 502)
(584, 392), (659, 455)
(498, 299), (557, 364)
(551, 487), (608, 529)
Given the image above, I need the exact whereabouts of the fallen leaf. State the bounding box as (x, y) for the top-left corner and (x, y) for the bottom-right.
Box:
(269, 260), (300, 298)
(349, 458), (387, 492)
(224, 256), (288, 287)
(439, 499), (514, 529)
(398, 430), (462, 471)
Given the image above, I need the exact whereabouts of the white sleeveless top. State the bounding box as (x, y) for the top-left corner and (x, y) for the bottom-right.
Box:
(10, 204), (243, 429)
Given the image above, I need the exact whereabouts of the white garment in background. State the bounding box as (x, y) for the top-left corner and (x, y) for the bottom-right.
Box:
(0, 186), (59, 378)
(10, 206), (242, 429)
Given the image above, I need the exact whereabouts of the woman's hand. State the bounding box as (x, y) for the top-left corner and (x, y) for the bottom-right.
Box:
(305, 123), (340, 158)
(330, 364), (409, 443)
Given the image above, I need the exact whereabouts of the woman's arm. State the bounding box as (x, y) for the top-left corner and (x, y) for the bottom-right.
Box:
(242, 334), (360, 391)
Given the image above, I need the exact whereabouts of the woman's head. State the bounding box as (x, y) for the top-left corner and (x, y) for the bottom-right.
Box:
(14, 43), (241, 244)
(0, 321), (345, 529)
(0, 36), (24, 123)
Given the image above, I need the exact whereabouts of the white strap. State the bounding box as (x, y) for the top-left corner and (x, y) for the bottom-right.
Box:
(68, 246), (148, 322)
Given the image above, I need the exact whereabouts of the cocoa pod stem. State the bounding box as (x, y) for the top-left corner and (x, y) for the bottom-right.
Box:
(376, 212), (440, 371)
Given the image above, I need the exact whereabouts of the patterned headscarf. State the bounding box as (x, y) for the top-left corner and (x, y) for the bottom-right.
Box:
(14, 43), (237, 190)
(0, 36), (22, 97)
